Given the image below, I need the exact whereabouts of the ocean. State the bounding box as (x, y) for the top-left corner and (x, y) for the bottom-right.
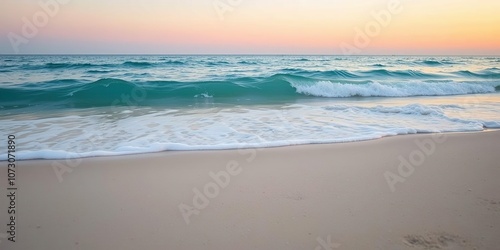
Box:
(1, 55), (499, 160)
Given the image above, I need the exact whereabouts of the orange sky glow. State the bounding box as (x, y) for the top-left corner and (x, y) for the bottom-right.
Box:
(1, 0), (499, 54)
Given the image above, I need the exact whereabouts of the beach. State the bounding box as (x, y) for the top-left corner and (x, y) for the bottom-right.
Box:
(1, 55), (500, 249)
(2, 55), (500, 161)
(2, 130), (499, 249)
(2, 0), (500, 249)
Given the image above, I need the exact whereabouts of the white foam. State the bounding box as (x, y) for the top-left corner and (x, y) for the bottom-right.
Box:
(194, 93), (213, 98)
(292, 81), (497, 98)
(1, 100), (499, 160)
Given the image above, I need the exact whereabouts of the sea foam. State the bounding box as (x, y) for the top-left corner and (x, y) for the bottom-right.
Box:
(1, 101), (498, 160)
(292, 81), (497, 98)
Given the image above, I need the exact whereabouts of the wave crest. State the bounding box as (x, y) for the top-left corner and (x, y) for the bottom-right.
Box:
(291, 80), (497, 98)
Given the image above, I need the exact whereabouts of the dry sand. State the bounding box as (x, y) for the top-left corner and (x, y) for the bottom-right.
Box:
(1, 131), (500, 249)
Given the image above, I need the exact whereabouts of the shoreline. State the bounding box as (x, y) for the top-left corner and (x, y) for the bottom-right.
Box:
(6, 128), (500, 162)
(1, 130), (499, 249)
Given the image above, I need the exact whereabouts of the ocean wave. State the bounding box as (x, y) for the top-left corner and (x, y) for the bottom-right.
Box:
(280, 69), (360, 79)
(0, 76), (296, 109)
(238, 60), (258, 65)
(19, 62), (110, 70)
(421, 60), (444, 66)
(417, 59), (458, 66)
(291, 80), (498, 98)
(46, 62), (94, 69)
(16, 60), (186, 70)
(485, 67), (500, 71)
(358, 69), (441, 78)
(206, 61), (230, 66)
(86, 69), (112, 74)
(122, 61), (154, 67)
(310, 70), (360, 78)
(2, 56), (500, 160)
(158, 57), (186, 63)
(1, 76), (499, 109)
(282, 68), (445, 79)
(453, 70), (500, 79)
(160, 60), (186, 65)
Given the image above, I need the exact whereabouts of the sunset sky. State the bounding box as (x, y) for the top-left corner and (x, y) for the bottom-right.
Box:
(1, 0), (499, 54)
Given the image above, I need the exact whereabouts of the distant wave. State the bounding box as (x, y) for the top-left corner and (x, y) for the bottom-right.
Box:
(417, 60), (458, 66)
(238, 60), (258, 65)
(86, 69), (112, 74)
(163, 60), (186, 65)
(206, 61), (230, 66)
(485, 67), (500, 71)
(358, 69), (442, 78)
(315, 70), (360, 78)
(122, 61), (154, 67)
(280, 69), (445, 79)
(453, 70), (500, 79)
(16, 60), (189, 70)
(421, 60), (443, 66)
(20, 62), (110, 70)
(45, 62), (95, 69)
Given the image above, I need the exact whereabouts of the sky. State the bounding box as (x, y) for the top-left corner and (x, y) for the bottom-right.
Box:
(1, 0), (499, 55)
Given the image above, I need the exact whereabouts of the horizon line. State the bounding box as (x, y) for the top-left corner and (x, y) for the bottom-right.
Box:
(1, 53), (499, 57)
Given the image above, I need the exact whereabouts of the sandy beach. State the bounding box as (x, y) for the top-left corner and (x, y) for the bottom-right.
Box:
(1, 131), (500, 249)
(3, 0), (500, 249)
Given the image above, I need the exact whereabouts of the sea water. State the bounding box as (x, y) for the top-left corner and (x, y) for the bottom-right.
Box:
(1, 55), (499, 159)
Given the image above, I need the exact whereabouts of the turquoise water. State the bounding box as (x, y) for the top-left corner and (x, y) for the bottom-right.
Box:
(1, 55), (499, 159)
